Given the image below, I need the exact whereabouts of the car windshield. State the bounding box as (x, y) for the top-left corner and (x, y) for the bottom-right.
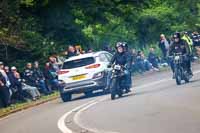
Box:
(63, 57), (95, 69)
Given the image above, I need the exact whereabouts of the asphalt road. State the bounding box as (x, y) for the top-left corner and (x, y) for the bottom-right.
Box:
(0, 63), (200, 133)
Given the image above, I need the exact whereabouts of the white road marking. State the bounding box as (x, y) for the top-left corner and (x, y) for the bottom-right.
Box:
(57, 100), (97, 133)
(58, 70), (200, 133)
(73, 98), (119, 133)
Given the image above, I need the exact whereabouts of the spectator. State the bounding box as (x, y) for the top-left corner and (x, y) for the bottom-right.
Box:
(75, 45), (83, 55)
(0, 62), (11, 107)
(0, 71), (10, 107)
(192, 32), (200, 47)
(11, 66), (40, 101)
(66, 45), (77, 58)
(135, 51), (145, 73)
(131, 49), (138, 73)
(88, 48), (94, 53)
(4, 66), (13, 87)
(8, 66), (27, 101)
(0, 63), (11, 88)
(148, 48), (159, 71)
(23, 63), (35, 86)
(142, 52), (152, 71)
(48, 57), (60, 90)
(33, 61), (51, 95)
(159, 34), (169, 60)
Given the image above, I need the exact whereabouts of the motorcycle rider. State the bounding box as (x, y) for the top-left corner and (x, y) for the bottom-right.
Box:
(168, 32), (193, 78)
(109, 42), (132, 93)
(122, 42), (133, 93)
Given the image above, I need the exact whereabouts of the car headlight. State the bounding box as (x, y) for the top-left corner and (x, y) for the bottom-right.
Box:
(93, 72), (104, 79)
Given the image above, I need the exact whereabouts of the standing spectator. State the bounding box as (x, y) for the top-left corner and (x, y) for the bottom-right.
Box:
(0, 72), (10, 107)
(159, 34), (169, 60)
(4, 66), (13, 88)
(0, 62), (11, 88)
(48, 56), (60, 90)
(33, 61), (51, 95)
(75, 45), (83, 55)
(0, 62), (11, 107)
(66, 45), (77, 58)
(148, 48), (159, 71)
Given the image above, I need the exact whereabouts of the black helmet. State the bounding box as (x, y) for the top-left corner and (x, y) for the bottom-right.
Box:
(173, 32), (181, 39)
(122, 42), (128, 48)
(115, 42), (123, 49)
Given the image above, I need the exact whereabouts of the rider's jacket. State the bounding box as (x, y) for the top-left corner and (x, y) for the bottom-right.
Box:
(169, 39), (190, 56)
(110, 51), (131, 69)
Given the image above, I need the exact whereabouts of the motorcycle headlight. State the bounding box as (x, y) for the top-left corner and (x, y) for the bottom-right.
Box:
(174, 56), (180, 60)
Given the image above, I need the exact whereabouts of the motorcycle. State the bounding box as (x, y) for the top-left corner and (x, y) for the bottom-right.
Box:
(171, 53), (192, 85)
(109, 64), (127, 100)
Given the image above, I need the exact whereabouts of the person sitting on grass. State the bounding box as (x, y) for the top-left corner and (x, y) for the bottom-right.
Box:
(33, 61), (51, 95)
(12, 66), (40, 101)
(148, 48), (160, 71)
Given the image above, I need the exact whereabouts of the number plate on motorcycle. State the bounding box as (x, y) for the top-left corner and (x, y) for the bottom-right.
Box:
(175, 56), (180, 60)
(114, 65), (121, 70)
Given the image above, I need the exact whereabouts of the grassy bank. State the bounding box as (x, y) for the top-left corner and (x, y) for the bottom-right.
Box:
(0, 91), (59, 118)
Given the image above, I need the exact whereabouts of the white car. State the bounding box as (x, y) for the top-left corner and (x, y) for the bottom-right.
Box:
(58, 51), (113, 102)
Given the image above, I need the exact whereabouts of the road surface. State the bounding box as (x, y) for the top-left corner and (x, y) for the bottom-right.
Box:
(0, 63), (200, 133)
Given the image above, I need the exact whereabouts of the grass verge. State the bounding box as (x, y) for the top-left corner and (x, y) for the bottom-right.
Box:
(0, 91), (59, 119)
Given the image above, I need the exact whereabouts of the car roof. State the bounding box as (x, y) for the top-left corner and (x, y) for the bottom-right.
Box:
(64, 51), (110, 62)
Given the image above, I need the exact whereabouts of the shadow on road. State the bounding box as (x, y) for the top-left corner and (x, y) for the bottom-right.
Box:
(189, 79), (200, 83)
(60, 91), (110, 103)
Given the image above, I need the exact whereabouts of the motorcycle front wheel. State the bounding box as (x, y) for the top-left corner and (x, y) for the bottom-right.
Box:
(175, 67), (182, 85)
(110, 78), (117, 100)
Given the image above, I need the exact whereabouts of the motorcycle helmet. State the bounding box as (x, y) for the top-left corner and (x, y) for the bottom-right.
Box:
(115, 42), (123, 49)
(173, 32), (181, 39)
(122, 42), (128, 51)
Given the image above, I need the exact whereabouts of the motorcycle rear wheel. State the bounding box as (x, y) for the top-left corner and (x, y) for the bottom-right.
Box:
(184, 71), (190, 83)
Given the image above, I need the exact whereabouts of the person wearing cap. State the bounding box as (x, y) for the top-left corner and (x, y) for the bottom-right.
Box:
(169, 32), (192, 77)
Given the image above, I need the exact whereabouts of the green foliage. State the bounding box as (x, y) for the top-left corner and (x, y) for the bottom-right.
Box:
(0, 0), (200, 66)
